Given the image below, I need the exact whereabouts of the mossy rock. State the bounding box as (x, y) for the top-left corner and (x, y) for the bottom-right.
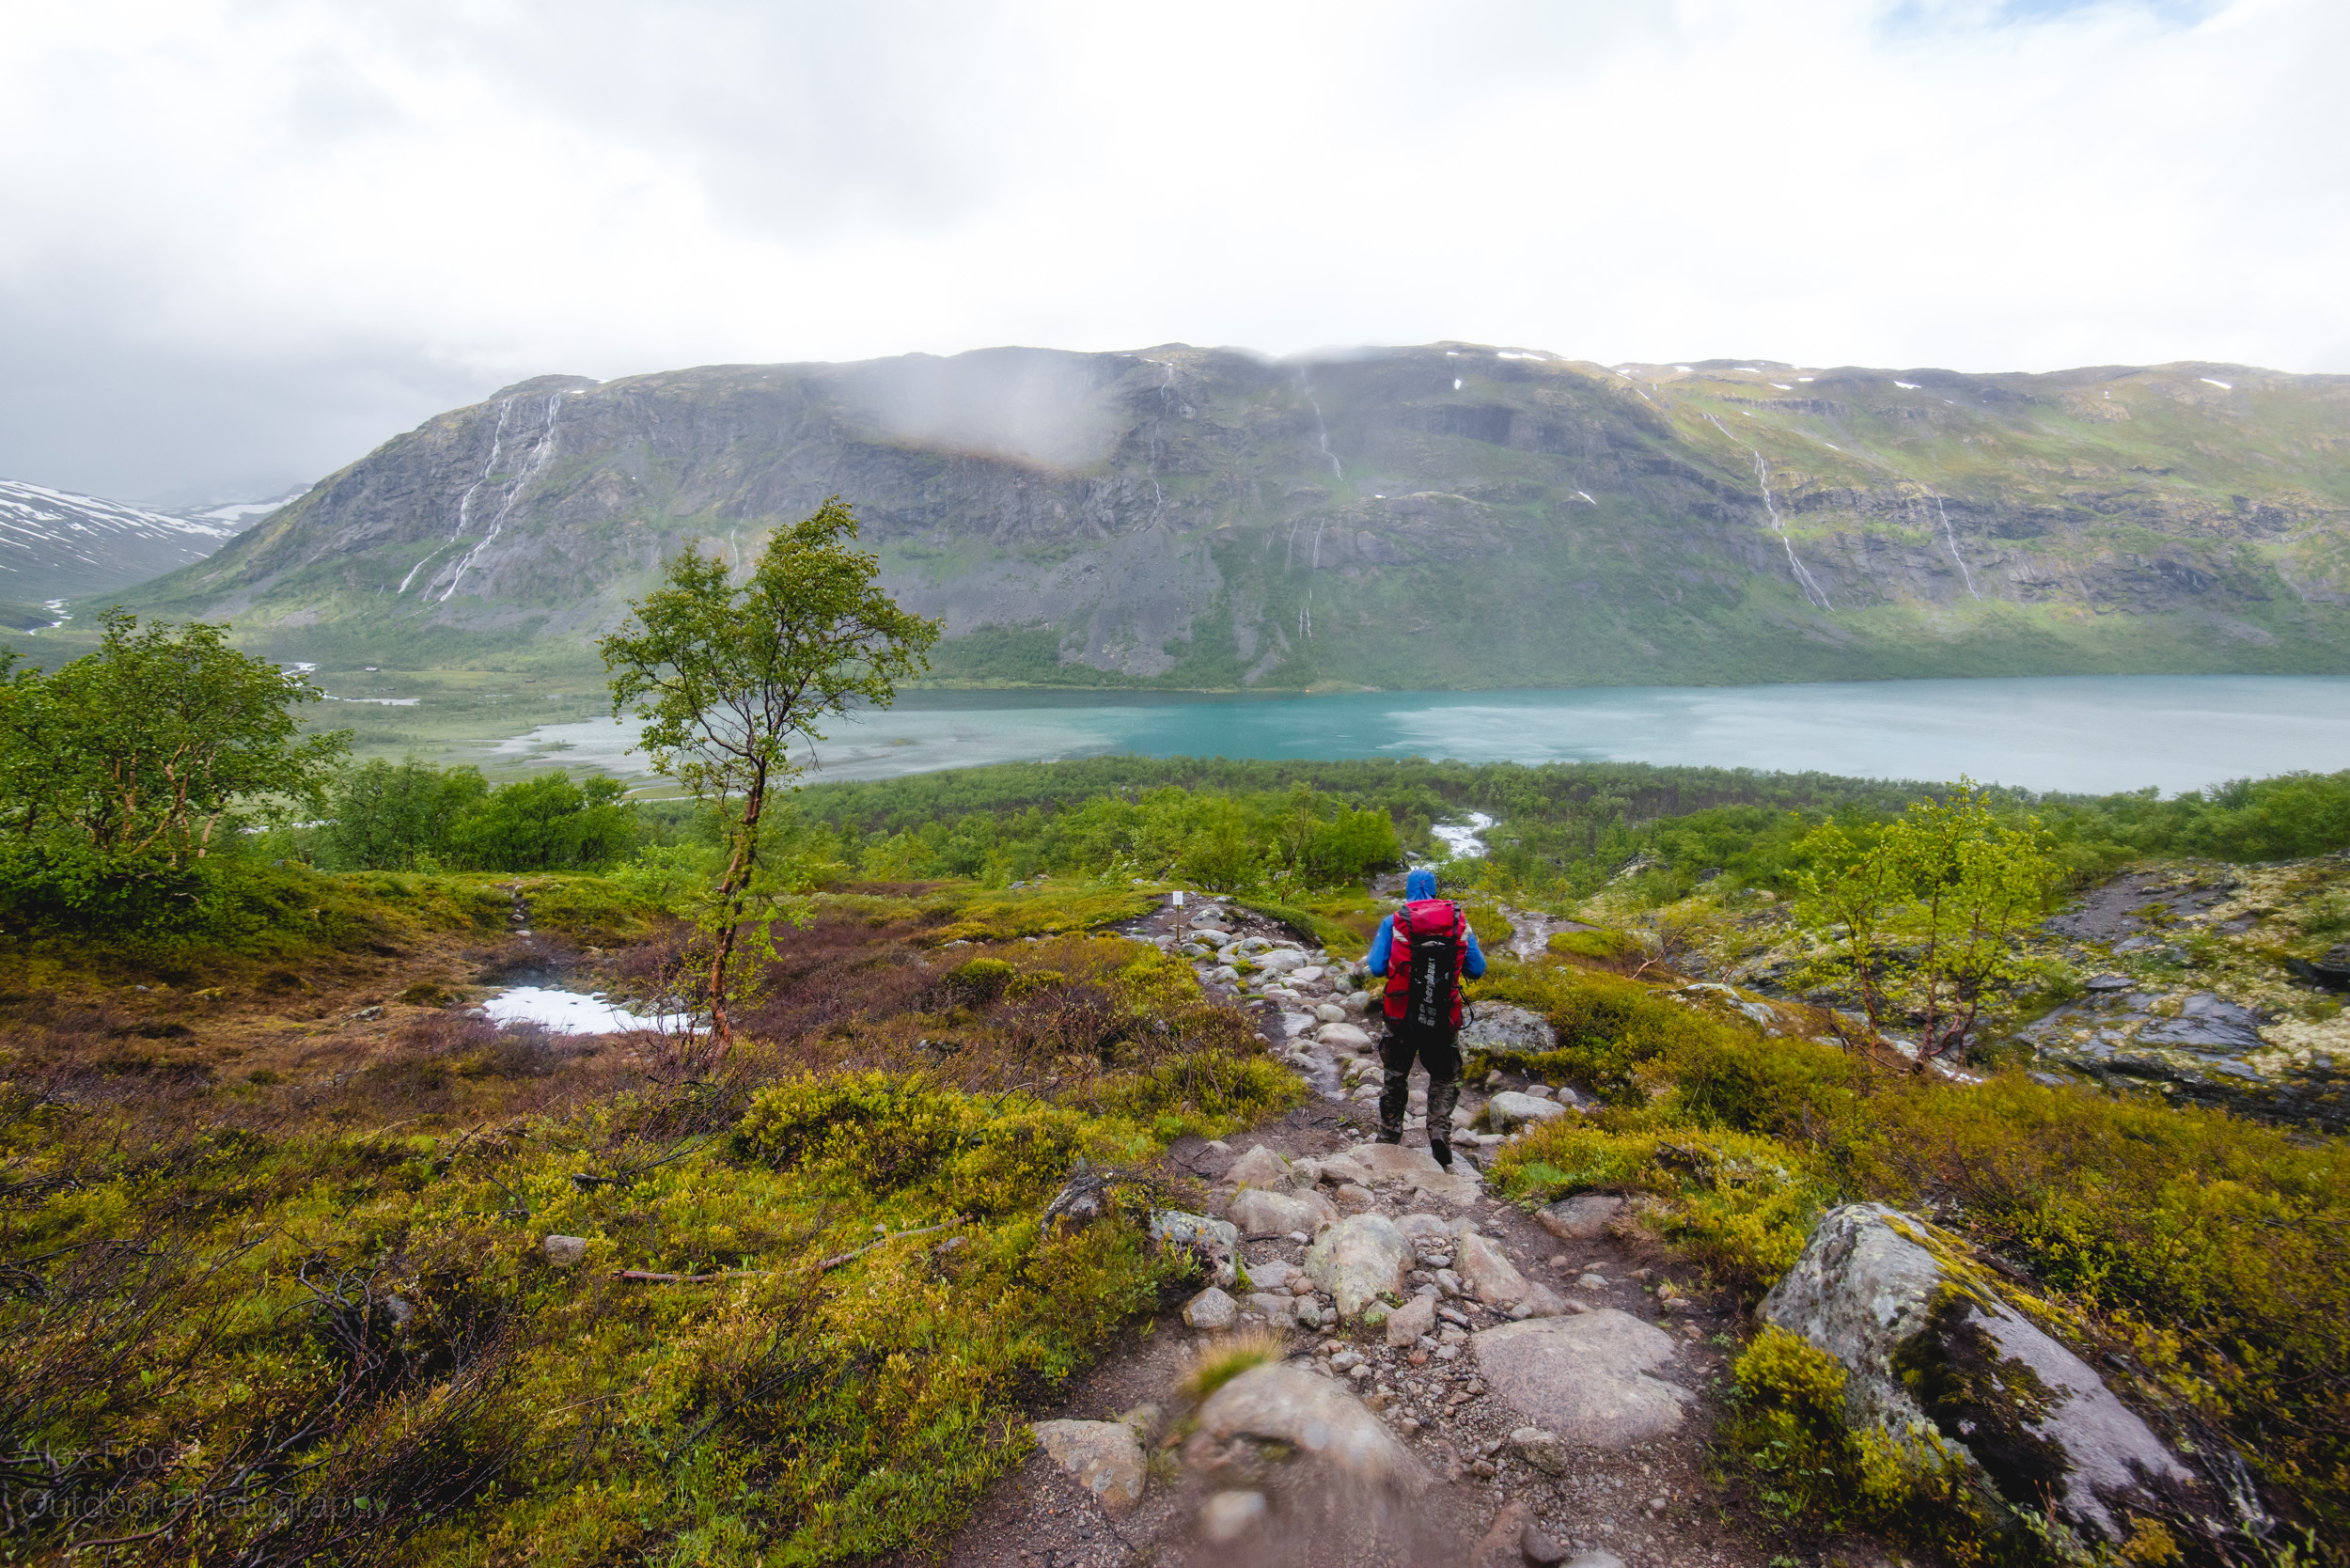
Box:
(1756, 1202), (2211, 1557)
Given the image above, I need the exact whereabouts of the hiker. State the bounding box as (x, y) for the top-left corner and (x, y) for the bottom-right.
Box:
(1364, 868), (1485, 1168)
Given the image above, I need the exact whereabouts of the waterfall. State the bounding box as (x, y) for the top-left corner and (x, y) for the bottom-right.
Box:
(1933, 493), (1982, 600)
(440, 395), (564, 603)
(1704, 416), (1830, 610)
(1296, 369), (1344, 480)
(1140, 358), (1176, 529)
(403, 397), (512, 593)
(1752, 447), (1833, 610)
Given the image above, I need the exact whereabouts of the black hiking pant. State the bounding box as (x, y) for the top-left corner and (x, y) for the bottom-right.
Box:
(1377, 1019), (1462, 1145)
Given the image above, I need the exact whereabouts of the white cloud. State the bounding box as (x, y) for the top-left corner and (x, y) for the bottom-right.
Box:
(0, 0), (2341, 495)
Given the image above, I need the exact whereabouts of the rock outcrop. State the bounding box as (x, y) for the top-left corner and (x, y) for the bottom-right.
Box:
(1470, 1309), (1695, 1449)
(1762, 1203), (2207, 1549)
(1303, 1214), (1413, 1319)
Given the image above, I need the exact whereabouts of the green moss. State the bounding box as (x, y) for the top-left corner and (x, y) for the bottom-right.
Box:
(1547, 926), (1642, 962)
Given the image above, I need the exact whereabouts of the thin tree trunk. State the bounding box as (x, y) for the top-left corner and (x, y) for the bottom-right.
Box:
(703, 765), (769, 1054)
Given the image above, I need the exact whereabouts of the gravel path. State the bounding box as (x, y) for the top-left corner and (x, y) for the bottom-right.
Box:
(932, 898), (1791, 1568)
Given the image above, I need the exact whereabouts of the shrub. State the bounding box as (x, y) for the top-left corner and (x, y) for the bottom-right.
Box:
(444, 772), (640, 871)
(1098, 1053), (1304, 1141)
(1547, 927), (1641, 963)
(1468, 964), (1733, 1104)
(945, 955), (1018, 1003)
(1722, 1326), (1985, 1553)
(1491, 1116), (1834, 1297)
(1178, 1327), (1287, 1401)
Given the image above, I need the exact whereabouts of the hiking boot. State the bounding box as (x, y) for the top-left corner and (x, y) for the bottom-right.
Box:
(1377, 1064), (1413, 1145)
(1429, 1138), (1453, 1170)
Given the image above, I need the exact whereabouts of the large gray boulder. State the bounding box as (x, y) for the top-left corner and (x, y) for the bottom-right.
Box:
(1225, 1143), (1293, 1191)
(1536, 1194), (1623, 1241)
(1485, 1090), (1569, 1133)
(1194, 1361), (1427, 1492)
(1303, 1214), (1413, 1319)
(1453, 1231), (1530, 1308)
(1349, 1140), (1481, 1205)
(1459, 1001), (1558, 1056)
(1227, 1185), (1339, 1237)
(1471, 1309), (1694, 1448)
(1762, 1203), (2204, 1548)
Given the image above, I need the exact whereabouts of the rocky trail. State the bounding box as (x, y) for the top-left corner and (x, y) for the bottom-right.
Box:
(934, 896), (1788, 1568)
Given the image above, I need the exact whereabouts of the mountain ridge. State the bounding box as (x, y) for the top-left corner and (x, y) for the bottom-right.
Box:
(105, 343), (2350, 688)
(0, 478), (268, 626)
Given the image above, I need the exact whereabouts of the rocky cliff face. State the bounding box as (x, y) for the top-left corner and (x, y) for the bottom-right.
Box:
(122, 345), (2350, 686)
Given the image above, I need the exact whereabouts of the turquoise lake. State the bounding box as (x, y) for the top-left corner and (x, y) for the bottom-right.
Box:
(491, 674), (2350, 796)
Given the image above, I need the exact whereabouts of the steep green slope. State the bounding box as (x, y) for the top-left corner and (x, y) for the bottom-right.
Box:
(104, 346), (2350, 688)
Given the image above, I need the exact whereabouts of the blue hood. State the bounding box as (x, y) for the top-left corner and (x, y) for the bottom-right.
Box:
(1405, 869), (1438, 901)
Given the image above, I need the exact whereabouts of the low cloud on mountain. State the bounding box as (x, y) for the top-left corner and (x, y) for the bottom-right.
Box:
(2, 0), (2341, 498)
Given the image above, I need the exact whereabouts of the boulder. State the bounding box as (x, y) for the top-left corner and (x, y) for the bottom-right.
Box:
(1151, 1208), (1241, 1287)
(1332, 1183), (1381, 1215)
(1458, 1001), (1558, 1055)
(1350, 1141), (1481, 1205)
(1316, 1152), (1375, 1187)
(540, 1233), (588, 1267)
(1454, 1231), (1530, 1308)
(2136, 992), (2267, 1051)
(1198, 1489), (1267, 1544)
(1303, 1214), (1413, 1319)
(1385, 1293), (1438, 1347)
(1246, 1257), (1297, 1293)
(1394, 1212), (1455, 1242)
(1471, 1309), (1695, 1449)
(1761, 1203), (2201, 1547)
(1244, 1291), (1297, 1321)
(1512, 1280), (1570, 1319)
(1316, 1022), (1374, 1051)
(1228, 1186), (1339, 1237)
(1256, 949), (1308, 973)
(1030, 1419), (1146, 1515)
(1183, 1286), (1238, 1330)
(1194, 1361), (1428, 1491)
(1535, 1194), (1623, 1242)
(1226, 1143), (1293, 1191)
(2288, 941), (2350, 991)
(1486, 1091), (1569, 1132)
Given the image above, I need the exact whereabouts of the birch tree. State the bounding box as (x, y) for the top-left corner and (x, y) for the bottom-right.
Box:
(601, 497), (938, 1050)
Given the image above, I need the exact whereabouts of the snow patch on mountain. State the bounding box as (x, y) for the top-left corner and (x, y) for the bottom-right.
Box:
(0, 478), (265, 603)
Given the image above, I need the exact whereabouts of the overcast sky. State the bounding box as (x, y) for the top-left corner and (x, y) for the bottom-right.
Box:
(4, 0), (2342, 502)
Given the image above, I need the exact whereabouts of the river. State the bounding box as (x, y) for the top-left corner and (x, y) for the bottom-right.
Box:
(487, 673), (2350, 796)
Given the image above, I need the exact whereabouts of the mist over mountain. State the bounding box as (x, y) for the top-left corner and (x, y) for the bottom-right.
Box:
(116, 343), (2350, 689)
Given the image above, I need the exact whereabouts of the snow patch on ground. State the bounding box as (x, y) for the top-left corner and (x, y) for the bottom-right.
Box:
(1894, 381), (1920, 389)
(2201, 377), (2233, 390)
(484, 986), (693, 1035)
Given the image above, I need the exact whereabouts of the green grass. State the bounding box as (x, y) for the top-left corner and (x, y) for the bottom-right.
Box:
(1473, 958), (2350, 1558)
